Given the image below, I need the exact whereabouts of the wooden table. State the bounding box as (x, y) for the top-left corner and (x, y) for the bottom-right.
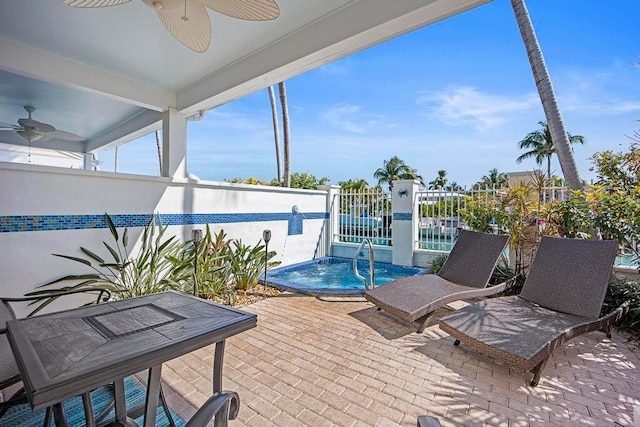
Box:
(6, 290), (257, 427)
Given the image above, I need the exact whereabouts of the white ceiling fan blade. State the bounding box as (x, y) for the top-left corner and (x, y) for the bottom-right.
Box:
(157, 0), (211, 53)
(62, 0), (131, 8)
(198, 0), (279, 21)
(51, 130), (85, 142)
(17, 118), (56, 133)
(0, 122), (20, 130)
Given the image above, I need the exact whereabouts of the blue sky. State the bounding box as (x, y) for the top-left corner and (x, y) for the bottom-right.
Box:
(104, 0), (640, 188)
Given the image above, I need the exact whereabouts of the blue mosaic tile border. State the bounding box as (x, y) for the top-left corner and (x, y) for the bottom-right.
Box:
(393, 212), (412, 221)
(0, 212), (329, 234)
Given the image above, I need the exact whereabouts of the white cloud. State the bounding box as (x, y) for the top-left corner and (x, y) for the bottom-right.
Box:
(322, 104), (388, 133)
(556, 65), (640, 116)
(417, 86), (539, 131)
(564, 99), (640, 115)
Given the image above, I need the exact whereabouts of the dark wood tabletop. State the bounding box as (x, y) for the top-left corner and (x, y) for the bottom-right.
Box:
(6, 290), (257, 411)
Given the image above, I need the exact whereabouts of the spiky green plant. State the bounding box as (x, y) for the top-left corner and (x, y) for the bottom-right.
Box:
(168, 226), (231, 299)
(29, 214), (181, 307)
(227, 239), (280, 291)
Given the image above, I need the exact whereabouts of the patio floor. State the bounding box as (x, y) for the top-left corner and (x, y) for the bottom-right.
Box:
(159, 294), (640, 426)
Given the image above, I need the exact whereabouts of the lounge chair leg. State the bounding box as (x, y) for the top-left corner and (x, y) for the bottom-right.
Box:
(602, 324), (612, 339)
(417, 312), (435, 333)
(530, 357), (550, 387)
(453, 340), (460, 346)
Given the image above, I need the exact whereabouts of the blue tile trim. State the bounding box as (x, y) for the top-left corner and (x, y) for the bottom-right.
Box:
(288, 214), (303, 235)
(393, 212), (412, 221)
(0, 212), (329, 233)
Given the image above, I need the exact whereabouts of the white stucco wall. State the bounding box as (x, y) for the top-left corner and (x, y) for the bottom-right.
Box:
(0, 162), (328, 314)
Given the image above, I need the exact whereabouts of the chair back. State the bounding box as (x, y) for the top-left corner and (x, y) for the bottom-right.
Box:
(438, 230), (509, 288)
(520, 236), (618, 319)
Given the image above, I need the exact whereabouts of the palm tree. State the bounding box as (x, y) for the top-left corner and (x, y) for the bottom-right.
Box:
(428, 170), (448, 189)
(403, 167), (425, 188)
(445, 181), (463, 191)
(155, 130), (162, 176)
(516, 121), (585, 181)
(510, 0), (583, 190)
(374, 156), (405, 191)
(373, 157), (422, 191)
(339, 179), (369, 191)
(278, 81), (291, 187)
(267, 85), (282, 183)
(475, 168), (509, 189)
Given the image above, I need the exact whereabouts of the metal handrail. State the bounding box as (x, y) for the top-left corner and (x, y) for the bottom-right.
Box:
(353, 239), (375, 290)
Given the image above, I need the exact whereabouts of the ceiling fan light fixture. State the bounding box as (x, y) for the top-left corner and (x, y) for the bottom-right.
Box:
(17, 128), (44, 142)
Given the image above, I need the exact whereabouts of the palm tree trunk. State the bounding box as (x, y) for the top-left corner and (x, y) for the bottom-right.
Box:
(278, 81), (291, 188)
(268, 85), (282, 182)
(546, 155), (551, 183)
(155, 130), (163, 176)
(510, 0), (583, 190)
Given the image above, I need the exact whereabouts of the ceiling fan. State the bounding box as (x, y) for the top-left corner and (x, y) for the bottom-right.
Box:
(0, 106), (84, 163)
(0, 106), (84, 143)
(62, 0), (280, 53)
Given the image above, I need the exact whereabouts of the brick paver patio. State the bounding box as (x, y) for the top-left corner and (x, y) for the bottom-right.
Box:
(160, 294), (640, 426)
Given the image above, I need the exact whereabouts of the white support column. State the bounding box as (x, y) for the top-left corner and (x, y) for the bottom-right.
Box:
(83, 153), (93, 171)
(161, 108), (188, 178)
(319, 185), (341, 257)
(392, 179), (420, 266)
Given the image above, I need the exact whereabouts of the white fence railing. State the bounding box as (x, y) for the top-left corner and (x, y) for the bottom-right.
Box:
(417, 186), (570, 252)
(338, 188), (392, 246)
(337, 185), (571, 251)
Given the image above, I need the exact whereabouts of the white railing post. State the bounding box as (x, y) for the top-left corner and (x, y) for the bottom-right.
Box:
(392, 179), (420, 266)
(319, 184), (340, 253)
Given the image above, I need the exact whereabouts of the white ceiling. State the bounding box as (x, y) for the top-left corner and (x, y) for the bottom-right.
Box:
(0, 0), (491, 153)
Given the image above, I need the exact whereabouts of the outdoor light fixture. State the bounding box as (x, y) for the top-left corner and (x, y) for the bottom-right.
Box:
(262, 230), (272, 296)
(291, 205), (299, 214)
(191, 229), (203, 296)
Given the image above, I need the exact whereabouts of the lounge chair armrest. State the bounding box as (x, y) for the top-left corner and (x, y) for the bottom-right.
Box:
(489, 274), (522, 295)
(185, 391), (240, 427)
(603, 300), (631, 323)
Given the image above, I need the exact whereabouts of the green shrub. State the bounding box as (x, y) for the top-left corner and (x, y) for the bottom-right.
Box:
(427, 254), (448, 274)
(168, 226), (231, 299)
(27, 214), (181, 314)
(603, 278), (640, 344)
(228, 239), (280, 291)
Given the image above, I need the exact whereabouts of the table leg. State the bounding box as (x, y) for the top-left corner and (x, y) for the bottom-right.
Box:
(213, 340), (225, 393)
(114, 378), (128, 424)
(82, 392), (96, 427)
(213, 340), (227, 427)
(144, 364), (162, 427)
(52, 403), (69, 427)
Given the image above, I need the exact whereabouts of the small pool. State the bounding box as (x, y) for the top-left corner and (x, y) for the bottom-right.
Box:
(616, 253), (639, 268)
(267, 257), (426, 295)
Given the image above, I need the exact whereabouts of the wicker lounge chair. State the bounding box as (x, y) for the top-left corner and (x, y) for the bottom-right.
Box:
(365, 230), (510, 333)
(439, 236), (628, 386)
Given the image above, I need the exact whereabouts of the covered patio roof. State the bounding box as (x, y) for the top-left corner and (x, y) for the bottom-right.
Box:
(0, 0), (490, 155)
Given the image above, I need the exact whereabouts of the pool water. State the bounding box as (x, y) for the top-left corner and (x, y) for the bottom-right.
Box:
(267, 257), (426, 295)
